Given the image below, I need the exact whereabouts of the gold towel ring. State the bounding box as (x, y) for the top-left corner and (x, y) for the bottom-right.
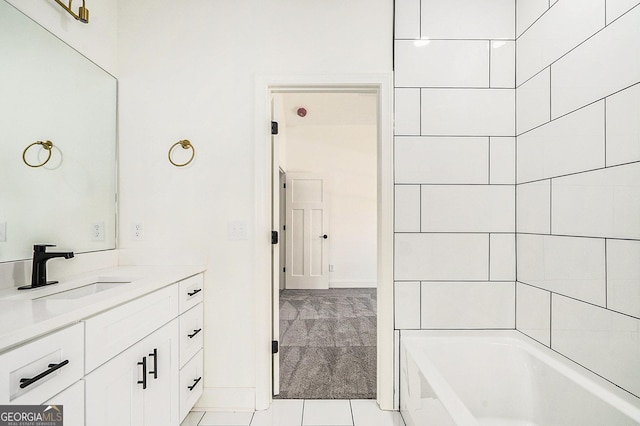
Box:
(23, 140), (54, 168)
(168, 139), (195, 167)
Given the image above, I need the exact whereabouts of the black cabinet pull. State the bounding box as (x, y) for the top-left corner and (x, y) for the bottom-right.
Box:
(19, 360), (69, 389)
(188, 376), (202, 391)
(188, 328), (202, 339)
(137, 357), (147, 389)
(148, 348), (158, 379)
(187, 288), (202, 297)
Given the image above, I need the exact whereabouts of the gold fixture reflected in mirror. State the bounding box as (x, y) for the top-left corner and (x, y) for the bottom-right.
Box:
(53, 0), (89, 23)
(168, 140), (195, 167)
(23, 140), (54, 168)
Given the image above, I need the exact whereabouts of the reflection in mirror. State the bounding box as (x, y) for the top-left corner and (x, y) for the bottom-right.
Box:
(0, 0), (117, 262)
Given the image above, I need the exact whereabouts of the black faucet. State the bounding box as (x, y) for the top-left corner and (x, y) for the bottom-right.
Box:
(18, 244), (74, 290)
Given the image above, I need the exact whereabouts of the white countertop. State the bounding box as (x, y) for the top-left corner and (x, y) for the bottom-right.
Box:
(0, 265), (205, 352)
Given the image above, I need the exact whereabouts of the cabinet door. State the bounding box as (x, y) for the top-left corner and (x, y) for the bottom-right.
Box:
(141, 319), (180, 426)
(84, 339), (144, 426)
(85, 319), (179, 426)
(44, 381), (84, 426)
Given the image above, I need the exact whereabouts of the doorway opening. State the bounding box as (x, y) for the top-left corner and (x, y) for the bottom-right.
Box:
(274, 91), (378, 399)
(254, 74), (394, 411)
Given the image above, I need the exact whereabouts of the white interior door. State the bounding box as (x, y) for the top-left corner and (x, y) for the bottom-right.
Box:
(270, 97), (280, 396)
(285, 173), (329, 289)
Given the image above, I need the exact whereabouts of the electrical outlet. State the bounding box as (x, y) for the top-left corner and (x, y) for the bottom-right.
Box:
(329, 264), (335, 272)
(132, 223), (144, 240)
(0, 222), (6, 242)
(91, 221), (105, 241)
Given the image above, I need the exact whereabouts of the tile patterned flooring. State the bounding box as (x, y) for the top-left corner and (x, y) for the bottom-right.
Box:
(181, 399), (405, 426)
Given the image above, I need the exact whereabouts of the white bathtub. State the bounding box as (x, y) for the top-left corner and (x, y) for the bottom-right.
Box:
(400, 330), (640, 426)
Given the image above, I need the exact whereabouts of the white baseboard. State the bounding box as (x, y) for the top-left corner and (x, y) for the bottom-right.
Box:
(329, 280), (377, 288)
(194, 387), (256, 411)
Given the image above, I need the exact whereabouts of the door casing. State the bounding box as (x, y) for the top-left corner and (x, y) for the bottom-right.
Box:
(253, 74), (394, 411)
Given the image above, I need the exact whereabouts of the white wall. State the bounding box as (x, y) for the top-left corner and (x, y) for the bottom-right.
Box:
(515, 0), (640, 398)
(117, 0), (392, 409)
(393, 0), (516, 331)
(284, 119), (377, 289)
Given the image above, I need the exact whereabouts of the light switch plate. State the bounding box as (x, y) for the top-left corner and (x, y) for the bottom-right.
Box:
(228, 221), (248, 240)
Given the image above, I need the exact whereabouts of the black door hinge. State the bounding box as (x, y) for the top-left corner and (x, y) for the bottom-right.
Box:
(283, 267), (286, 273)
(271, 121), (278, 135)
(271, 230), (278, 244)
(283, 183), (286, 189)
(272, 340), (279, 354)
(283, 225), (286, 231)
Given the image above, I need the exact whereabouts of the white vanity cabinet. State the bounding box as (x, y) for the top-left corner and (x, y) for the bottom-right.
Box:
(82, 272), (204, 426)
(0, 269), (205, 426)
(85, 319), (180, 426)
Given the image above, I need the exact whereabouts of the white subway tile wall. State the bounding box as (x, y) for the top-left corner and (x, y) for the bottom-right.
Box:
(516, 283), (551, 346)
(515, 1), (640, 399)
(516, 0), (605, 86)
(395, 137), (489, 184)
(394, 0), (640, 401)
(393, 0), (516, 338)
(420, 281), (515, 329)
(515, 67), (550, 134)
(489, 137), (516, 184)
(517, 100), (605, 183)
(516, 180), (551, 234)
(550, 6), (640, 118)
(420, 88), (515, 136)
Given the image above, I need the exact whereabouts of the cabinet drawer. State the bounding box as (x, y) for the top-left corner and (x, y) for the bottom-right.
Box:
(179, 274), (203, 314)
(85, 284), (179, 373)
(179, 349), (203, 422)
(0, 323), (84, 404)
(179, 303), (203, 367)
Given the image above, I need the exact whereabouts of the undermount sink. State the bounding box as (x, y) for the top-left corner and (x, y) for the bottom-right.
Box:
(34, 281), (131, 300)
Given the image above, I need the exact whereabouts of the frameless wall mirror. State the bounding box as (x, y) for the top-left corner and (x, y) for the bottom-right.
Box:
(0, 0), (117, 262)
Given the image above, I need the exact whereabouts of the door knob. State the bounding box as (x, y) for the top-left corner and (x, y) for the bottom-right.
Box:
(320, 234), (328, 239)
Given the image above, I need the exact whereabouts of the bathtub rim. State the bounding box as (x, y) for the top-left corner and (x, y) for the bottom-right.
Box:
(400, 329), (640, 423)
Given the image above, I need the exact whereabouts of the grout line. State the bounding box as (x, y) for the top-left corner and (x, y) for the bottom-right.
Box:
(419, 184), (422, 232)
(549, 179), (553, 234)
(419, 88), (422, 136)
(418, 0), (422, 40)
(604, 98), (607, 167)
(604, 239), (608, 308)
(395, 183), (516, 187)
(517, 280), (640, 321)
(549, 292), (553, 348)
(349, 399), (355, 426)
(488, 137), (492, 184)
(488, 40), (492, 88)
(488, 233), (492, 281)
(516, 158), (640, 186)
(419, 282), (422, 328)
(549, 66), (552, 120)
(518, 232), (640, 242)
